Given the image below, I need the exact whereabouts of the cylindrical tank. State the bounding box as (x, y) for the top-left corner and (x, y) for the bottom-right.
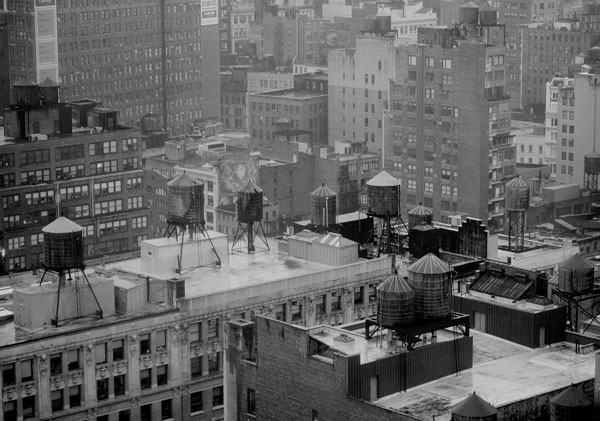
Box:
(167, 173), (204, 226)
(459, 2), (479, 24)
(38, 78), (59, 104)
(550, 386), (593, 421)
(408, 203), (433, 229)
(505, 176), (530, 211)
(409, 223), (439, 259)
(584, 152), (600, 175)
(377, 274), (414, 326)
(558, 254), (594, 294)
(13, 79), (38, 107)
(311, 184), (337, 227)
(375, 15), (391, 32)
(363, 15), (376, 32)
(42, 217), (85, 270)
(478, 1), (497, 25)
(451, 392), (497, 421)
(408, 253), (452, 320)
(366, 170), (400, 217)
(237, 180), (263, 222)
(141, 113), (162, 133)
(589, 46), (600, 62)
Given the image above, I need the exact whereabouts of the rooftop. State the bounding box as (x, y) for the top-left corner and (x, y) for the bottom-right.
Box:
(253, 89), (328, 99)
(374, 331), (595, 420)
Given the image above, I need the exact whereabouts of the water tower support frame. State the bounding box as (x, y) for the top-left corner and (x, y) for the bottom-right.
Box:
(165, 221), (222, 274)
(231, 220), (270, 253)
(507, 210), (525, 250)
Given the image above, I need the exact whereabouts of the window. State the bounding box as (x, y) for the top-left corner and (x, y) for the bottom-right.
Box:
(67, 349), (79, 371)
(50, 353), (62, 375)
(291, 300), (303, 321)
(368, 284), (377, 302)
(122, 138), (138, 151)
(114, 374), (126, 396)
(191, 391), (203, 413)
(127, 176), (143, 190)
(408, 180), (416, 190)
(330, 292), (342, 312)
(207, 319), (219, 339)
(69, 385), (81, 408)
(119, 409), (131, 421)
(213, 386), (224, 408)
(191, 357), (203, 378)
(23, 395), (35, 418)
(90, 160), (118, 175)
(140, 369), (152, 390)
(425, 57), (434, 67)
(315, 294), (325, 315)
(161, 399), (172, 420)
(128, 196), (143, 210)
(157, 365), (168, 386)
(97, 378), (109, 400)
(442, 74), (452, 85)
(2, 194), (19, 210)
(140, 333), (151, 354)
(424, 104), (434, 115)
(123, 157), (139, 170)
(141, 404), (152, 421)
(247, 388), (256, 416)
(21, 359), (33, 382)
(113, 339), (124, 361)
(442, 58), (452, 69)
(208, 353), (220, 374)
(408, 55), (417, 65)
(95, 343), (107, 364)
(189, 323), (201, 343)
(2, 363), (15, 386)
(51, 389), (63, 412)
(425, 88), (434, 99)
(425, 182), (433, 192)
(20, 149), (50, 166)
(408, 70), (417, 81)
(156, 330), (167, 351)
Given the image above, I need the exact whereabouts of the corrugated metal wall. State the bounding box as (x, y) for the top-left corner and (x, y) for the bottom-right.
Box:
(453, 296), (566, 347)
(347, 336), (473, 400)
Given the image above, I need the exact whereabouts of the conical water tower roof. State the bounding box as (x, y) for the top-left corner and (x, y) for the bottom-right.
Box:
(42, 217), (83, 234)
(167, 172), (198, 187)
(408, 203), (432, 216)
(366, 170), (400, 187)
(311, 183), (336, 197)
(38, 77), (59, 87)
(476, 0), (495, 11)
(506, 176), (528, 189)
(460, 1), (479, 8)
(240, 180), (263, 193)
(408, 253), (449, 274)
(550, 385), (592, 407)
(452, 392), (497, 417)
(559, 254), (593, 270)
(586, 151), (600, 158)
(377, 274), (413, 293)
(13, 79), (37, 87)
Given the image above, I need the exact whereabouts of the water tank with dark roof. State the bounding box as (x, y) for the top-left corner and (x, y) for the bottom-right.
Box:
(550, 385), (593, 421)
(311, 184), (337, 227)
(409, 223), (439, 259)
(42, 217), (85, 271)
(408, 253), (452, 320)
(505, 176), (530, 211)
(451, 392), (497, 421)
(377, 274), (414, 326)
(584, 152), (600, 175)
(13, 79), (38, 106)
(366, 170), (400, 217)
(459, 2), (479, 24)
(167, 173), (204, 226)
(408, 203), (433, 229)
(558, 254), (594, 294)
(237, 180), (263, 222)
(477, 1), (497, 25)
(38, 77), (60, 104)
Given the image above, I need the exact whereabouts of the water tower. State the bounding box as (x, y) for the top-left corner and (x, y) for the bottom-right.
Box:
(231, 180), (269, 253)
(505, 176), (529, 250)
(451, 392), (497, 421)
(311, 183), (337, 233)
(165, 172), (221, 273)
(584, 152), (600, 192)
(39, 217), (103, 326)
(366, 170), (404, 254)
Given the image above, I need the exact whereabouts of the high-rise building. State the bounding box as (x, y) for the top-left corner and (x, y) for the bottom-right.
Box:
(0, 83), (150, 273)
(0, 0), (220, 135)
(386, 26), (515, 229)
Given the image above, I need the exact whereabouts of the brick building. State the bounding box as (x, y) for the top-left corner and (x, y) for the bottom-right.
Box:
(0, 85), (150, 273)
(220, 67), (249, 131)
(0, 0), (220, 135)
(386, 26), (515, 230)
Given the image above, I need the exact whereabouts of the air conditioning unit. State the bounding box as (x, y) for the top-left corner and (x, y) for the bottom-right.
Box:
(250, 309), (262, 317)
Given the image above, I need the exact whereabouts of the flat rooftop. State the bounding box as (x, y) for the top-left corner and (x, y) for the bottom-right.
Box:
(108, 239), (338, 298)
(374, 330), (595, 420)
(254, 89), (327, 99)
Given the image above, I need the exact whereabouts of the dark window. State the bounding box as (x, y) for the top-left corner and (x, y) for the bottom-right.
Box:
(140, 369), (152, 390)
(140, 404), (152, 421)
(354, 287), (364, 305)
(247, 388), (256, 415)
(140, 333), (151, 354)
(157, 365), (168, 386)
(2, 363), (15, 386)
(97, 378), (109, 400)
(67, 349), (79, 371)
(3, 400), (16, 421)
(113, 339), (124, 361)
(97, 415), (109, 421)
(50, 353), (62, 375)
(51, 389), (63, 412)
(69, 385), (81, 407)
(191, 391), (203, 413)
(118, 409), (131, 421)
(114, 374), (126, 396)
(208, 353), (220, 374)
(161, 399), (172, 420)
(191, 357), (202, 378)
(212, 386), (224, 407)
(22, 396), (35, 418)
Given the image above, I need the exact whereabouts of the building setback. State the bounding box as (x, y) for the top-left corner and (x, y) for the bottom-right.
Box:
(387, 27), (515, 229)
(0, 0), (220, 135)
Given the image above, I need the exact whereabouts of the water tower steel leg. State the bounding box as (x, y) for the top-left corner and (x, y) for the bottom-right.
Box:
(53, 271), (64, 326)
(248, 221), (254, 253)
(81, 271), (103, 319)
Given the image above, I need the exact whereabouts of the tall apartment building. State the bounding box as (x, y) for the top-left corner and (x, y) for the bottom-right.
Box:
(386, 26), (515, 229)
(219, 0), (254, 56)
(0, 0), (220, 135)
(220, 67), (249, 130)
(328, 35), (396, 155)
(0, 83), (149, 273)
(520, 22), (600, 117)
(544, 76), (573, 180)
